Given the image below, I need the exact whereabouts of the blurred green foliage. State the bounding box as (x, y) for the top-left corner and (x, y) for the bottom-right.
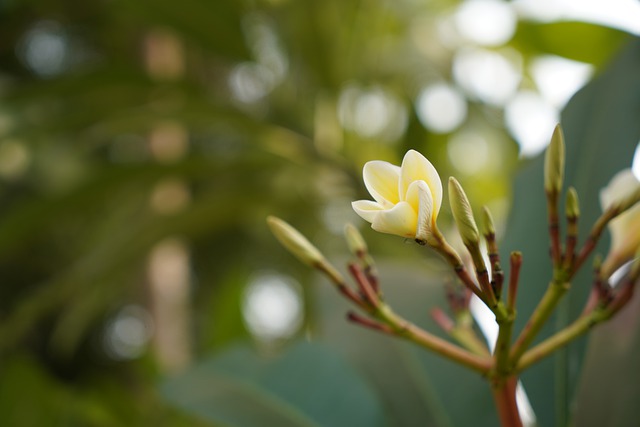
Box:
(0, 0), (638, 425)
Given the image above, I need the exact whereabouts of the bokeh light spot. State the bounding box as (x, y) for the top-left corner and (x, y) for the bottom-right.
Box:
(505, 91), (559, 157)
(17, 20), (69, 77)
(229, 63), (275, 103)
(242, 273), (303, 342)
(104, 305), (154, 361)
(416, 83), (467, 134)
(453, 48), (522, 106)
(0, 140), (30, 179)
(531, 55), (594, 107)
(447, 131), (490, 174)
(338, 84), (407, 142)
(455, 0), (517, 46)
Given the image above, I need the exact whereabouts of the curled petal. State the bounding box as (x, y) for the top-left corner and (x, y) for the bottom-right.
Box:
(363, 161), (401, 207)
(399, 150), (442, 214)
(371, 201), (418, 238)
(415, 181), (434, 242)
(352, 200), (385, 223)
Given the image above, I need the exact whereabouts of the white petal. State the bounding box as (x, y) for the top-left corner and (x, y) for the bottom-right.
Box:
(371, 201), (418, 238)
(414, 181), (434, 242)
(609, 203), (640, 251)
(363, 160), (401, 207)
(600, 169), (640, 210)
(399, 150), (442, 214)
(352, 200), (384, 223)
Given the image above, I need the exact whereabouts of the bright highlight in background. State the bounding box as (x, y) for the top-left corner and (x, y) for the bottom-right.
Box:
(633, 142), (640, 180)
(104, 305), (154, 360)
(243, 273), (303, 342)
(416, 83), (467, 134)
(505, 91), (559, 157)
(447, 131), (490, 174)
(453, 48), (522, 106)
(455, 0), (517, 46)
(338, 84), (408, 142)
(530, 56), (594, 108)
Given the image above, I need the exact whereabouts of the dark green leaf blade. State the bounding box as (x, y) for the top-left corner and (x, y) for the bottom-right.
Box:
(162, 342), (386, 427)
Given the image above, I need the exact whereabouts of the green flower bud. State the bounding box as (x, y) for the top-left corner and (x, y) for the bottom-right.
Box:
(267, 216), (325, 267)
(448, 177), (480, 246)
(344, 223), (368, 256)
(566, 187), (580, 219)
(481, 205), (495, 237)
(544, 124), (565, 194)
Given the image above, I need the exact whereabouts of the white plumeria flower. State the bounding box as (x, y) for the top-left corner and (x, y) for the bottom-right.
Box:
(600, 169), (640, 276)
(352, 149), (443, 240)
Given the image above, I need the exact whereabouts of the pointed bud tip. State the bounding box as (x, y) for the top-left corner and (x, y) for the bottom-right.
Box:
(482, 206), (495, 236)
(544, 124), (565, 194)
(267, 216), (325, 267)
(344, 223), (368, 255)
(566, 187), (580, 218)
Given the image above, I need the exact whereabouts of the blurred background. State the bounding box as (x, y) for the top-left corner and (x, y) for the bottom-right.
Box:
(1, 0), (640, 426)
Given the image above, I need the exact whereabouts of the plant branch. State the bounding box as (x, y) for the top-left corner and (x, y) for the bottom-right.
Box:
(376, 304), (492, 374)
(492, 376), (523, 427)
(509, 276), (569, 364)
(516, 308), (607, 372)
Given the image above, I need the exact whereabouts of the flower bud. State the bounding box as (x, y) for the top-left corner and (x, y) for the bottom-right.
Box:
(481, 205), (495, 237)
(267, 216), (325, 267)
(566, 187), (580, 219)
(544, 124), (565, 194)
(344, 223), (367, 256)
(448, 177), (480, 247)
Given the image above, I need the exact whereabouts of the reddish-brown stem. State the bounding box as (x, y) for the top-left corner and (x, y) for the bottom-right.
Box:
(430, 308), (455, 333)
(571, 208), (618, 277)
(492, 376), (523, 427)
(455, 266), (488, 305)
(347, 311), (394, 333)
(378, 306), (492, 374)
(572, 237), (596, 277)
(507, 252), (522, 312)
(486, 231), (503, 297)
(547, 192), (562, 268)
(581, 263), (609, 315)
(364, 265), (379, 294)
(581, 287), (599, 316)
(348, 263), (379, 306)
(477, 267), (497, 306)
(336, 283), (367, 309)
(606, 279), (635, 316)
(563, 235), (577, 271)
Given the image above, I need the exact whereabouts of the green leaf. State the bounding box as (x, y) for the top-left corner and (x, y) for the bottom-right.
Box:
(161, 342), (386, 427)
(573, 285), (640, 427)
(501, 38), (640, 426)
(513, 21), (629, 67)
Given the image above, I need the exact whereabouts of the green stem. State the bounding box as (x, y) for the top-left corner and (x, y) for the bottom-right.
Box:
(516, 309), (607, 372)
(376, 304), (492, 374)
(555, 298), (570, 427)
(510, 277), (569, 364)
(494, 303), (515, 375)
(451, 326), (491, 357)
